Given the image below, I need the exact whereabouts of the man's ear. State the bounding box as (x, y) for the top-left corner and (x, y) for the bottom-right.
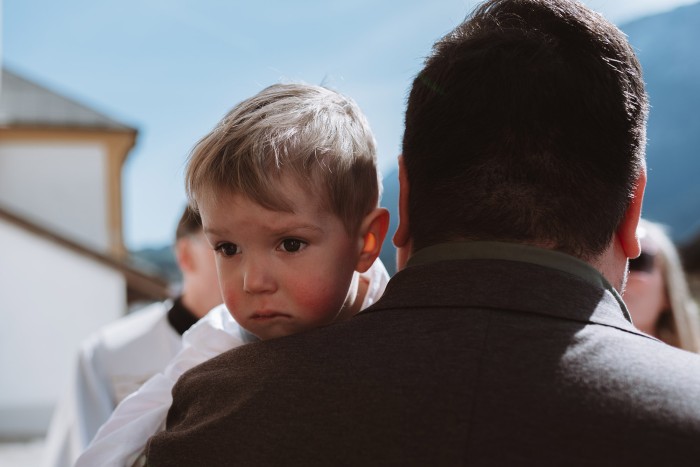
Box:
(355, 207), (390, 273)
(617, 169), (647, 259)
(392, 155), (411, 250)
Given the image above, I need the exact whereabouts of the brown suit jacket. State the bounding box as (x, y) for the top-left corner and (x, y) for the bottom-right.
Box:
(146, 254), (700, 466)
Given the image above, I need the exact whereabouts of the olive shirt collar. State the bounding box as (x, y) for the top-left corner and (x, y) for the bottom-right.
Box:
(407, 241), (632, 323)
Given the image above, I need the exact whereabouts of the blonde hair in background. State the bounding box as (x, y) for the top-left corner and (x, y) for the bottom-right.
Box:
(640, 219), (700, 353)
(185, 83), (381, 235)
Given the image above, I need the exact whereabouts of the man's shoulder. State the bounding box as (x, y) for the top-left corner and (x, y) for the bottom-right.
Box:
(163, 306), (700, 464)
(583, 326), (700, 397)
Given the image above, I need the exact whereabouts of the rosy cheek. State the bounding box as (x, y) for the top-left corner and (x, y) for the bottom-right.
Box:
(222, 287), (240, 309)
(288, 275), (349, 322)
(291, 284), (329, 315)
(217, 269), (242, 311)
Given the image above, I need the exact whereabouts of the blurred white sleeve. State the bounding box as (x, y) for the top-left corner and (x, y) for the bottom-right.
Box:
(41, 336), (115, 467)
(74, 305), (252, 467)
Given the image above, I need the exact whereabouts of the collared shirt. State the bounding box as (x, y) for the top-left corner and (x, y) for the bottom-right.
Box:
(407, 241), (631, 322)
(167, 297), (200, 335)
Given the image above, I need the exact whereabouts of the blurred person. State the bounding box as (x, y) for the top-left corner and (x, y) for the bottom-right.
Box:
(41, 206), (222, 467)
(624, 218), (700, 352)
(144, 1), (700, 465)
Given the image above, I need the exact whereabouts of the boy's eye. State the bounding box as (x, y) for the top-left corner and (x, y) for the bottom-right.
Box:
(215, 242), (240, 257)
(279, 238), (306, 253)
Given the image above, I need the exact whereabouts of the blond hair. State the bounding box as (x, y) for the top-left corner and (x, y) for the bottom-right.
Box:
(639, 219), (700, 353)
(186, 83), (380, 234)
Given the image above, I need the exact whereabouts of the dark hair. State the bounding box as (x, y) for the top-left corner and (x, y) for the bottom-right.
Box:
(402, 0), (648, 260)
(175, 205), (203, 240)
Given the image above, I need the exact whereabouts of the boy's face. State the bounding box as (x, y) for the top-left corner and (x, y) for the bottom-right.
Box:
(198, 179), (362, 340)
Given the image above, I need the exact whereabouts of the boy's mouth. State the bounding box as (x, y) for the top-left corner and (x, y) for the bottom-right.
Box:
(250, 311), (291, 321)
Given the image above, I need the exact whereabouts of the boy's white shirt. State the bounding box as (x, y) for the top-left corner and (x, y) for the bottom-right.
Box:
(74, 259), (390, 467)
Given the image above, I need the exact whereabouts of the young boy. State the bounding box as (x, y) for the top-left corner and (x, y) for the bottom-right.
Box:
(75, 83), (390, 466)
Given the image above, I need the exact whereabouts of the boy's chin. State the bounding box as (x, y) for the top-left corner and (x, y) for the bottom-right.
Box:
(246, 320), (309, 341)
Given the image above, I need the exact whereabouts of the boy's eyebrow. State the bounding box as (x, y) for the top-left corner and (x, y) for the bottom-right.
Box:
(269, 223), (325, 236)
(204, 223), (324, 237)
(203, 227), (225, 237)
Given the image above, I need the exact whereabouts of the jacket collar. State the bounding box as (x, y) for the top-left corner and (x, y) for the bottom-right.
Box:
(366, 242), (651, 339)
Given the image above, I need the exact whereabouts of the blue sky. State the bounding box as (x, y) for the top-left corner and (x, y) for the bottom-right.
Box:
(3, 0), (699, 249)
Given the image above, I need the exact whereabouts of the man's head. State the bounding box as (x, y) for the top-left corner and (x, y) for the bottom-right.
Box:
(398, 0), (648, 263)
(174, 205), (222, 318)
(185, 83), (388, 339)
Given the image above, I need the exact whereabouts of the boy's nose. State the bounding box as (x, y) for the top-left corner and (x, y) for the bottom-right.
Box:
(242, 258), (277, 294)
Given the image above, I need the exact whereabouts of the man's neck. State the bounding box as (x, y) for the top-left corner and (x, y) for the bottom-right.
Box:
(587, 237), (628, 293)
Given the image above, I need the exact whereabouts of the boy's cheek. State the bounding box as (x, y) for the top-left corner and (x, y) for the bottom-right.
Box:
(288, 276), (350, 320)
(217, 271), (242, 309)
(221, 291), (241, 317)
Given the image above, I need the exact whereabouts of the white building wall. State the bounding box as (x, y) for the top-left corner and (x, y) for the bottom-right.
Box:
(0, 141), (110, 252)
(0, 217), (125, 437)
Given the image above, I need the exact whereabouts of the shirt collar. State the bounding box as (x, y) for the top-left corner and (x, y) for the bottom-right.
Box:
(167, 296), (200, 335)
(407, 241), (631, 321)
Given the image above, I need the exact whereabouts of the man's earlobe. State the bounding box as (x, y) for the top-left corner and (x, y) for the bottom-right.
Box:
(618, 169), (646, 259)
(393, 155), (411, 250)
(356, 208), (390, 273)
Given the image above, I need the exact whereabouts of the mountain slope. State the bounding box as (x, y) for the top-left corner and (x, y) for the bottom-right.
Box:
(622, 2), (700, 241)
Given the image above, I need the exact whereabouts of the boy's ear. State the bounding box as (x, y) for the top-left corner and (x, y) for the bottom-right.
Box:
(355, 207), (390, 273)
